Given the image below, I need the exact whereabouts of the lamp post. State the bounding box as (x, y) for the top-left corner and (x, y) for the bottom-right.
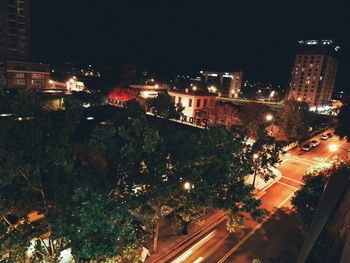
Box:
(182, 181), (194, 235)
(265, 114), (274, 136)
(252, 154), (259, 187)
(329, 144), (350, 153)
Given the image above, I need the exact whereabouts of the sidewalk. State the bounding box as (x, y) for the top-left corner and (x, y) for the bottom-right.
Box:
(146, 210), (225, 263)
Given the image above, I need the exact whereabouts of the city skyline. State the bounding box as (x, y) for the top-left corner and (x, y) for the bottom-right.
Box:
(29, 0), (350, 91)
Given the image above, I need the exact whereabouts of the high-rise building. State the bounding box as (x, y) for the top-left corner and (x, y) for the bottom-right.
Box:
(201, 70), (243, 98)
(286, 40), (340, 107)
(0, 0), (31, 87)
(228, 71), (243, 98)
(0, 0), (30, 60)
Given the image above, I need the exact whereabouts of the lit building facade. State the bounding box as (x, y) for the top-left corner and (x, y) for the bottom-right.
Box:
(168, 90), (216, 126)
(0, 0), (31, 88)
(286, 40), (340, 107)
(201, 70), (243, 98)
(229, 71), (243, 98)
(6, 60), (50, 89)
(129, 84), (167, 99)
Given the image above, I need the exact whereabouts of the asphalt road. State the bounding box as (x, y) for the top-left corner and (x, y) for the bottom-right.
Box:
(169, 130), (350, 263)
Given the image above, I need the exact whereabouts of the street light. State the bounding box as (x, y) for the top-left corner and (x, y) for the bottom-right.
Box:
(265, 114), (273, 122)
(192, 86), (197, 91)
(183, 181), (194, 192)
(265, 114), (274, 136)
(329, 144), (350, 153)
(252, 154), (259, 188)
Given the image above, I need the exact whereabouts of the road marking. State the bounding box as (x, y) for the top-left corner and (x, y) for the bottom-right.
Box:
(289, 156), (319, 165)
(280, 157), (290, 164)
(281, 176), (304, 185)
(217, 192), (295, 263)
(171, 230), (217, 263)
(193, 257), (204, 263)
(276, 181), (299, 190)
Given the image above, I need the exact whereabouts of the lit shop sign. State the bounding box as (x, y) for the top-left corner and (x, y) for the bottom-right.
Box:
(180, 115), (209, 127)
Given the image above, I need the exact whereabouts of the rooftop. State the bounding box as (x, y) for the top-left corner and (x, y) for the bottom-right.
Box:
(297, 39), (341, 52)
(169, 89), (217, 97)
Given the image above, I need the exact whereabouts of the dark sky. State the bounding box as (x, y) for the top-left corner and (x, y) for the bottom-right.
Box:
(30, 0), (350, 90)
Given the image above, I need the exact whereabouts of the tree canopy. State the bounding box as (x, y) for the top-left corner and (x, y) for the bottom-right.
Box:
(146, 92), (183, 119)
(239, 103), (271, 137)
(1, 90), (281, 260)
(335, 104), (350, 141)
(0, 90), (140, 262)
(278, 100), (310, 141)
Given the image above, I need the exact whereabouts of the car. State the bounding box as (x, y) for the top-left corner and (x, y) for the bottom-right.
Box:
(310, 140), (320, 147)
(321, 134), (328, 140)
(302, 144), (312, 151)
(326, 132), (333, 138)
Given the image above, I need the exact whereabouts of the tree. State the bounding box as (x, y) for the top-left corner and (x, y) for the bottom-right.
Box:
(146, 92), (183, 119)
(88, 112), (279, 253)
(239, 103), (271, 137)
(0, 91), (78, 261)
(49, 186), (140, 262)
(335, 104), (350, 141)
(278, 100), (310, 141)
(250, 125), (281, 187)
(0, 91), (141, 262)
(207, 103), (241, 128)
(292, 169), (329, 231)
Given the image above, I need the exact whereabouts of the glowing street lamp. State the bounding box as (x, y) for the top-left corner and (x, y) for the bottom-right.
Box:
(329, 144), (350, 153)
(192, 86), (197, 91)
(183, 181), (194, 192)
(265, 114), (274, 136)
(329, 144), (338, 152)
(266, 114), (273, 122)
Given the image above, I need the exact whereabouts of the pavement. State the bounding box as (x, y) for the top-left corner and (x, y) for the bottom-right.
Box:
(167, 129), (350, 263)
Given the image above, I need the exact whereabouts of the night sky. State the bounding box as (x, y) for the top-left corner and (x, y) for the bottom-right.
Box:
(30, 0), (350, 90)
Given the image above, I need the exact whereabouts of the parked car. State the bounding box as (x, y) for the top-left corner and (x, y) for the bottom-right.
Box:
(326, 132), (333, 138)
(321, 134), (328, 140)
(310, 140), (321, 147)
(302, 144), (312, 151)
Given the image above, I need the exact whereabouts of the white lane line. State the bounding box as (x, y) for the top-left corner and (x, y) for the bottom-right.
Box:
(280, 157), (290, 164)
(281, 176), (304, 185)
(171, 230), (217, 263)
(193, 257), (204, 263)
(287, 158), (317, 167)
(276, 181), (299, 190)
(217, 192), (295, 263)
(289, 156), (319, 165)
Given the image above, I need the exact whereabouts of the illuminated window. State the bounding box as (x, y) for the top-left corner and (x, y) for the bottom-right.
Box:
(203, 99), (208, 107)
(14, 79), (25, 85)
(188, 99), (192, 107)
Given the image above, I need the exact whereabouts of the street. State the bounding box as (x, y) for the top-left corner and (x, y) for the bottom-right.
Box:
(169, 130), (350, 263)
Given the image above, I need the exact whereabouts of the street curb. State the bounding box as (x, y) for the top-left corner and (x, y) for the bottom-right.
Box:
(147, 213), (226, 263)
(260, 169), (282, 193)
